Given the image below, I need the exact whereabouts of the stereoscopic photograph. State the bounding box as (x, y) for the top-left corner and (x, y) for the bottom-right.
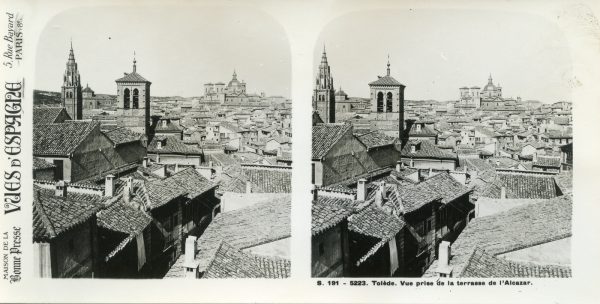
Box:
(311, 9), (573, 278)
(31, 5), (292, 279)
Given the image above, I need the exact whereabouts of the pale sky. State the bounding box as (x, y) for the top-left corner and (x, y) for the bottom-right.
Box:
(35, 6), (291, 98)
(314, 9), (573, 103)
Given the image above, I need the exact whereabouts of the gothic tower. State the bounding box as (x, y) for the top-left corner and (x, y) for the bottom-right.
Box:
(61, 41), (83, 120)
(313, 46), (336, 123)
(115, 53), (152, 138)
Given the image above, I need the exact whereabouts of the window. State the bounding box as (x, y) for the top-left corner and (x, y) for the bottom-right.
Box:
(311, 163), (315, 184)
(319, 243), (325, 256)
(132, 88), (139, 108)
(124, 88), (130, 109)
(386, 92), (393, 112)
(377, 92), (384, 112)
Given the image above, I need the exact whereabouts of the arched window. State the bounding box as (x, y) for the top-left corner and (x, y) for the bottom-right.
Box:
(132, 88), (139, 109)
(386, 92), (393, 112)
(377, 92), (384, 112)
(124, 88), (130, 109)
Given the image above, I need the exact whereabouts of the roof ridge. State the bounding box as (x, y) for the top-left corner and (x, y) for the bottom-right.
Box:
(33, 190), (57, 239)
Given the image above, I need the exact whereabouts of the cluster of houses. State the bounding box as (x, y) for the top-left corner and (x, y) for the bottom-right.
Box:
(31, 45), (292, 279)
(311, 52), (573, 278)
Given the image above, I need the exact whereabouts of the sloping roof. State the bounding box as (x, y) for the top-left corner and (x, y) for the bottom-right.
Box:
(33, 157), (56, 170)
(147, 136), (203, 155)
(139, 168), (215, 209)
(312, 123), (352, 159)
(348, 205), (405, 240)
(33, 187), (104, 242)
(354, 131), (396, 150)
(115, 71), (150, 83)
(33, 121), (100, 156)
(368, 75), (404, 86)
(33, 107), (70, 125)
(242, 165), (291, 193)
(423, 195), (572, 277)
(193, 198), (290, 273)
(533, 156), (561, 168)
(489, 172), (560, 199)
(461, 247), (571, 278)
(97, 201), (152, 235)
(312, 198), (354, 235)
(203, 242), (290, 279)
(408, 124), (438, 137)
(401, 140), (457, 160)
(102, 127), (144, 146)
(168, 167), (216, 198)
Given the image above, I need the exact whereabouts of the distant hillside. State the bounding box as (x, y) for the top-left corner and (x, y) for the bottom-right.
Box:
(33, 90), (62, 106)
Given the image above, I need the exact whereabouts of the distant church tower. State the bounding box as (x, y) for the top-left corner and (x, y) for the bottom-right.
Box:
(368, 57), (406, 142)
(115, 53), (152, 138)
(61, 42), (82, 120)
(313, 46), (336, 123)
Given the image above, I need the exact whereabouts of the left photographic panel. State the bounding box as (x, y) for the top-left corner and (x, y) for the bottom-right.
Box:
(32, 5), (292, 279)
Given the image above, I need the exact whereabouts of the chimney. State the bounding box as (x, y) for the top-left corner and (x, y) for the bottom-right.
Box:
(184, 236), (199, 279)
(429, 168), (433, 177)
(277, 147), (283, 157)
(411, 144), (416, 153)
(126, 177), (134, 195)
(156, 140), (162, 150)
(209, 160), (213, 168)
(104, 174), (115, 197)
(175, 163), (179, 173)
(533, 152), (538, 163)
(246, 181), (252, 193)
(439, 241), (451, 268)
(142, 157), (148, 168)
(357, 178), (367, 201)
(500, 186), (506, 199)
(396, 161), (402, 172)
(436, 241), (453, 277)
(55, 180), (67, 197)
(380, 181), (387, 200)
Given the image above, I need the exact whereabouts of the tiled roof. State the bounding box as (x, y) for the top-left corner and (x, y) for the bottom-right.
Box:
(168, 167), (216, 198)
(33, 157), (55, 170)
(192, 198), (290, 272)
(312, 123), (352, 159)
(115, 71), (150, 83)
(33, 121), (99, 156)
(33, 187), (104, 242)
(461, 247), (571, 278)
(33, 107), (70, 125)
(102, 127), (144, 146)
(401, 140), (457, 160)
(242, 165), (291, 193)
(97, 200), (152, 235)
(408, 124), (438, 137)
(348, 205), (405, 240)
(147, 136), (203, 155)
(485, 172), (560, 199)
(424, 195), (572, 277)
(533, 156), (561, 168)
(203, 242), (290, 279)
(417, 172), (471, 204)
(354, 131), (396, 150)
(312, 198), (354, 235)
(368, 75), (404, 86)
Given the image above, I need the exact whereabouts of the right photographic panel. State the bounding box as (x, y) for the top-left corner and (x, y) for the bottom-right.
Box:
(311, 9), (572, 278)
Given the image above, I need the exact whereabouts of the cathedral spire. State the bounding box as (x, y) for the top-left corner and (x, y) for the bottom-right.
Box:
(488, 73), (493, 84)
(386, 55), (391, 77)
(232, 69), (237, 80)
(68, 40), (75, 63)
(321, 45), (328, 64)
(133, 51), (137, 73)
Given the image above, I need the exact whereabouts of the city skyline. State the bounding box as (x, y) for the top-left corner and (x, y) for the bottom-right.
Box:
(314, 9), (572, 103)
(34, 6), (291, 98)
